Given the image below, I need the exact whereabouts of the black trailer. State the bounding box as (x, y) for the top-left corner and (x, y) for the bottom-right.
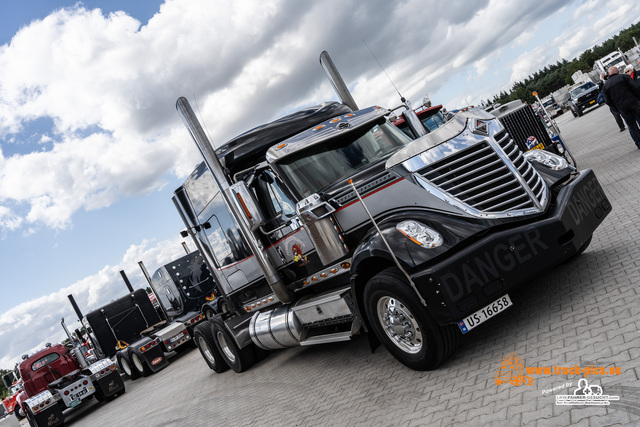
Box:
(69, 250), (217, 380)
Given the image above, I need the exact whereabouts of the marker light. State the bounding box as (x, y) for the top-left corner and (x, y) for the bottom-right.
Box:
(396, 221), (443, 248)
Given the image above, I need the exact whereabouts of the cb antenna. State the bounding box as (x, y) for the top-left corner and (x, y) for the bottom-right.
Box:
(361, 41), (427, 138)
(363, 39), (406, 102)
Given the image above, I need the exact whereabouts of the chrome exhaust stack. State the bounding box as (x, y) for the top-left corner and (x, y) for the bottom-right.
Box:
(61, 317), (89, 369)
(319, 50), (427, 138)
(176, 97), (294, 304)
(320, 50), (359, 112)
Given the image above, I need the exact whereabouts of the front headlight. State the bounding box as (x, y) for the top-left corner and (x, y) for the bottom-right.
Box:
(396, 220), (443, 248)
(523, 149), (569, 170)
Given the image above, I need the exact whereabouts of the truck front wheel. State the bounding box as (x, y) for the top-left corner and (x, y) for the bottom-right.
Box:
(14, 405), (25, 421)
(211, 318), (255, 373)
(363, 267), (459, 371)
(194, 322), (229, 373)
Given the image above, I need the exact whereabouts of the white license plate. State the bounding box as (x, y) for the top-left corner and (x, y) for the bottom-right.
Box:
(70, 387), (89, 401)
(170, 334), (183, 343)
(457, 294), (512, 334)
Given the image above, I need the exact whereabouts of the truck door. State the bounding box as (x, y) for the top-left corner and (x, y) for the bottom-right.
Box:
(251, 169), (322, 281)
(180, 163), (275, 297)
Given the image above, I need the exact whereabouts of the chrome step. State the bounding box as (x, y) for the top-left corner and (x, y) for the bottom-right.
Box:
(299, 331), (353, 346)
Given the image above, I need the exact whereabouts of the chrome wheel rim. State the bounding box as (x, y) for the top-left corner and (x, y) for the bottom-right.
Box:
(120, 357), (132, 376)
(376, 296), (423, 354)
(217, 331), (236, 363)
(198, 336), (216, 365)
(131, 353), (144, 372)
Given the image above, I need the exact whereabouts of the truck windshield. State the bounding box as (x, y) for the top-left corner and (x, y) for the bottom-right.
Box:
(604, 57), (625, 69)
(570, 83), (595, 97)
(422, 112), (446, 132)
(31, 353), (59, 371)
(277, 121), (411, 196)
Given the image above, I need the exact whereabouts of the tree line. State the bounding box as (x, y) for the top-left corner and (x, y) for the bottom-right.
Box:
(490, 21), (640, 106)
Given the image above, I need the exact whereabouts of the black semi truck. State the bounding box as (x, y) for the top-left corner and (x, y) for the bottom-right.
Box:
(174, 51), (610, 372)
(68, 250), (215, 379)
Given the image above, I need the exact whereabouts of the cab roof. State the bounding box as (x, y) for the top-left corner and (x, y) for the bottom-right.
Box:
(265, 105), (389, 163)
(215, 102), (351, 174)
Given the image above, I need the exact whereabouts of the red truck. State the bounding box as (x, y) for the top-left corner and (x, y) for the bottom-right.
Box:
(1, 375), (23, 417)
(14, 320), (125, 427)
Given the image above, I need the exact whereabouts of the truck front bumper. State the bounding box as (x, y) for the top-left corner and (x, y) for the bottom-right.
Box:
(413, 169), (611, 325)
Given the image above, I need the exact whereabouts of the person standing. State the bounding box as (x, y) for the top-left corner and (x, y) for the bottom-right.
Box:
(598, 73), (626, 132)
(603, 66), (640, 148)
(625, 64), (639, 82)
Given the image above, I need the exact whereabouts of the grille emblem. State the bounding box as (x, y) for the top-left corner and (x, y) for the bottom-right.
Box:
(473, 119), (489, 135)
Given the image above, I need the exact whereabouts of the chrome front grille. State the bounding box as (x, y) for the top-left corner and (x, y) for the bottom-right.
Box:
(415, 130), (546, 215)
(495, 131), (546, 206)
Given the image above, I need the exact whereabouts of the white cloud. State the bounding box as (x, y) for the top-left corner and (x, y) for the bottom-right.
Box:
(1, 0), (640, 370)
(0, 0), (636, 230)
(0, 0), (601, 234)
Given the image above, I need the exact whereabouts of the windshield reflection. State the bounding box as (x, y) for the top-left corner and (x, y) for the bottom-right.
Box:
(277, 122), (411, 197)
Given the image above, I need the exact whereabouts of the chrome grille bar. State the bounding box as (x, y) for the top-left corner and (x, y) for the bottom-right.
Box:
(411, 125), (548, 217)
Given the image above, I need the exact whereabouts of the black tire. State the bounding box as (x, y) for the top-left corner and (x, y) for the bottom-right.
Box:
(14, 405), (25, 421)
(203, 307), (215, 320)
(117, 351), (140, 380)
(130, 352), (153, 377)
(363, 267), (459, 371)
(24, 406), (37, 427)
(193, 322), (229, 373)
(211, 317), (255, 373)
(219, 300), (229, 313)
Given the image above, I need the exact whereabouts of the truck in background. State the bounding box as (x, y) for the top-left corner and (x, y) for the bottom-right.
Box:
(391, 104), (447, 138)
(593, 50), (629, 75)
(1, 374), (23, 418)
(175, 50), (610, 373)
(142, 250), (217, 337)
(567, 81), (600, 117)
(14, 319), (124, 427)
(67, 250), (214, 380)
(538, 95), (562, 119)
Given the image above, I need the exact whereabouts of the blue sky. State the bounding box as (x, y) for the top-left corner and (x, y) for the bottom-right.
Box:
(0, 0), (638, 368)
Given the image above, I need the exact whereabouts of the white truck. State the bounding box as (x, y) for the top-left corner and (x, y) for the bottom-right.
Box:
(593, 50), (628, 75)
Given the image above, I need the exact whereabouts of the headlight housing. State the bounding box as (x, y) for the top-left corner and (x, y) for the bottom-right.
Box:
(523, 149), (569, 170)
(396, 220), (443, 248)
